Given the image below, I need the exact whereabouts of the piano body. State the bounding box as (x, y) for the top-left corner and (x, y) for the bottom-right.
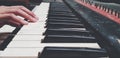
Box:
(0, 0), (119, 58)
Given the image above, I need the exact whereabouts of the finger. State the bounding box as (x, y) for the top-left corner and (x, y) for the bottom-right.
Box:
(6, 19), (21, 27)
(10, 9), (37, 22)
(19, 6), (37, 18)
(9, 14), (29, 25)
(0, 14), (29, 25)
(10, 6), (37, 19)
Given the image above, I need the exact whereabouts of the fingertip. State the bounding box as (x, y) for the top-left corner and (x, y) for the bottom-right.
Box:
(30, 17), (38, 22)
(35, 16), (39, 20)
(23, 21), (29, 25)
(32, 19), (38, 22)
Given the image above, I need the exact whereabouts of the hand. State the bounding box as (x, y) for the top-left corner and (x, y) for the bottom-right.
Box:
(0, 6), (38, 27)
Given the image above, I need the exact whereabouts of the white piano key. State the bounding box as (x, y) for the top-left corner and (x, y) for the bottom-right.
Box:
(0, 25), (16, 33)
(12, 35), (45, 41)
(118, 39), (120, 44)
(0, 51), (3, 55)
(7, 41), (41, 48)
(34, 3), (49, 15)
(0, 47), (109, 58)
(34, 3), (50, 20)
(0, 2), (49, 34)
(17, 22), (46, 35)
(19, 23), (45, 29)
(38, 18), (47, 22)
(36, 3), (50, 14)
(17, 28), (46, 35)
(42, 43), (100, 48)
(32, 6), (39, 12)
(32, 5), (48, 21)
(21, 22), (46, 29)
(16, 2), (49, 35)
(7, 41), (101, 49)
(0, 48), (44, 58)
(0, 51), (3, 58)
(0, 2), (50, 58)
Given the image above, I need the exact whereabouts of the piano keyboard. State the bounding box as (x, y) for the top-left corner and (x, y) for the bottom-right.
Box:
(1, 0), (119, 58)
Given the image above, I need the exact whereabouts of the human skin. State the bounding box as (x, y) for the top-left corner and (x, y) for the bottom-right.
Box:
(0, 6), (38, 27)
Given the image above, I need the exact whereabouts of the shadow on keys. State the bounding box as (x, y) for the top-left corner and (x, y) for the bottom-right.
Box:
(0, 0), (28, 6)
(0, 0), (39, 10)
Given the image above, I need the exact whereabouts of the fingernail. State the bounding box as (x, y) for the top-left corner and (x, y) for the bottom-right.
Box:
(23, 21), (29, 25)
(36, 16), (39, 20)
(32, 18), (38, 22)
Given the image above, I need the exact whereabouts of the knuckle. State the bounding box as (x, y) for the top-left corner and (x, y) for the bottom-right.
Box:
(12, 9), (21, 13)
(8, 14), (14, 17)
(11, 9), (17, 12)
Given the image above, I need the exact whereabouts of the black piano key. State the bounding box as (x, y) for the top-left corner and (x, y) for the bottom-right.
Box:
(50, 7), (70, 9)
(48, 17), (79, 21)
(50, 4), (67, 6)
(49, 10), (73, 14)
(50, 5), (69, 8)
(43, 28), (92, 36)
(49, 9), (71, 12)
(48, 11), (75, 16)
(50, 4), (66, 7)
(45, 22), (84, 28)
(48, 14), (76, 17)
(46, 19), (81, 24)
(48, 11), (74, 14)
(46, 21), (81, 24)
(49, 9), (71, 11)
(51, 4), (65, 6)
(50, 2), (66, 5)
(49, 9), (72, 13)
(46, 18), (79, 21)
(39, 47), (108, 58)
(49, 11), (72, 13)
(50, 6), (68, 9)
(42, 35), (96, 43)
